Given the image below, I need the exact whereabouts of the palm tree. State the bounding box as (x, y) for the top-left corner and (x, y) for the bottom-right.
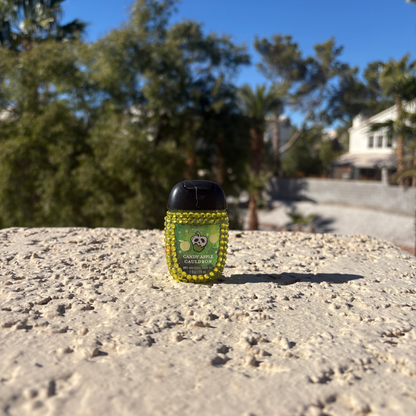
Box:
(370, 55), (416, 185)
(287, 211), (317, 232)
(0, 0), (87, 51)
(238, 84), (281, 230)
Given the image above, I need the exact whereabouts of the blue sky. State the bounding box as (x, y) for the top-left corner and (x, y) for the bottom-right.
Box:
(64, 0), (416, 87)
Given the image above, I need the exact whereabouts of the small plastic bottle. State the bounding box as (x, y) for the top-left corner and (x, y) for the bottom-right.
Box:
(164, 180), (229, 283)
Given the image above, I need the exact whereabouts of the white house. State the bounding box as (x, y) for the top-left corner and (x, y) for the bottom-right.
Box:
(332, 104), (405, 182)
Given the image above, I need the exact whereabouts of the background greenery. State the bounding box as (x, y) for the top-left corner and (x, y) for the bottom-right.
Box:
(0, 0), (413, 230)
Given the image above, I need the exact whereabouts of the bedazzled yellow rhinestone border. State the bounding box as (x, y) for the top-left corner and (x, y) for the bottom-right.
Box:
(164, 210), (229, 283)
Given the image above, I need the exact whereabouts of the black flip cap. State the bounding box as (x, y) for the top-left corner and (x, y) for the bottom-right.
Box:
(167, 180), (227, 211)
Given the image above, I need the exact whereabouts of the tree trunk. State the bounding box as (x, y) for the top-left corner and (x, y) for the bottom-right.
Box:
(215, 133), (226, 186)
(215, 146), (226, 186)
(249, 123), (263, 230)
(272, 115), (282, 177)
(396, 97), (404, 187)
(248, 194), (258, 230)
(184, 149), (197, 180)
(250, 125), (263, 176)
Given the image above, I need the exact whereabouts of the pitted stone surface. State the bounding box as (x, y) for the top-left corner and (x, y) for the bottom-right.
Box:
(0, 228), (415, 416)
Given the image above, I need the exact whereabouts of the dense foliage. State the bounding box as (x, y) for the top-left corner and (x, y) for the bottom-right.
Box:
(0, 0), (414, 230)
(0, 0), (251, 229)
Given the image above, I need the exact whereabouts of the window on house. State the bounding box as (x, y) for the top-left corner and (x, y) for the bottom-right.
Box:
(377, 136), (383, 148)
(368, 136), (374, 148)
(387, 137), (393, 147)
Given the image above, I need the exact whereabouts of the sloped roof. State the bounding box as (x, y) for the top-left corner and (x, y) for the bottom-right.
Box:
(349, 101), (416, 133)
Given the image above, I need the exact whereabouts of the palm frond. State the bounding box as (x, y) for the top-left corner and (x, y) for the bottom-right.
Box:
(402, 155), (416, 162)
(403, 111), (416, 125)
(368, 120), (394, 133)
(244, 168), (272, 195)
(392, 166), (416, 181)
(287, 211), (316, 226)
(237, 83), (283, 120)
(368, 117), (416, 138)
(379, 54), (416, 99)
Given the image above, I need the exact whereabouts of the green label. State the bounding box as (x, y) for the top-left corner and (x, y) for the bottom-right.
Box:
(175, 224), (220, 276)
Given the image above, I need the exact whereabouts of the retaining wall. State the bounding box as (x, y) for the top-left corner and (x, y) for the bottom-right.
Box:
(267, 177), (415, 215)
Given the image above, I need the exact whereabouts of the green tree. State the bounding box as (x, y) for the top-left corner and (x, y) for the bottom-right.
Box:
(74, 108), (185, 229)
(238, 84), (281, 230)
(89, 0), (249, 181)
(254, 35), (305, 175)
(0, 41), (89, 227)
(255, 36), (357, 176)
(0, 0), (251, 229)
(281, 125), (324, 177)
(0, 0), (87, 50)
(326, 61), (395, 124)
(362, 61), (395, 116)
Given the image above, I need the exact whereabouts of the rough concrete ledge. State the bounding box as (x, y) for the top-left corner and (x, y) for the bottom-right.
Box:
(0, 228), (415, 416)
